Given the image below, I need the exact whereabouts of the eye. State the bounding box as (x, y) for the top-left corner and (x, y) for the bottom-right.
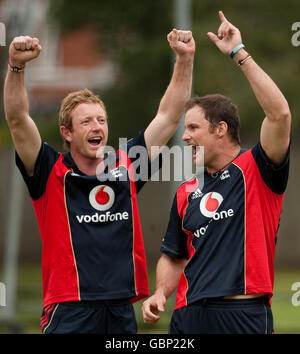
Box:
(98, 117), (106, 124)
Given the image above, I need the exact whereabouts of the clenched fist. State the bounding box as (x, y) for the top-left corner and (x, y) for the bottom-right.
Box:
(167, 29), (195, 57)
(9, 36), (42, 68)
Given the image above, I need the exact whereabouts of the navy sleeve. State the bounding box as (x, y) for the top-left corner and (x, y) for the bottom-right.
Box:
(160, 195), (189, 259)
(120, 130), (161, 193)
(251, 141), (290, 195)
(15, 142), (60, 200)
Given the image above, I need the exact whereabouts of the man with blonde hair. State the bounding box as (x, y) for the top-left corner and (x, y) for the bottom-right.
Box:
(4, 29), (195, 333)
(58, 88), (107, 150)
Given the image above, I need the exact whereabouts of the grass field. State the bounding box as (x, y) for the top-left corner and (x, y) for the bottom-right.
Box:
(0, 264), (299, 334)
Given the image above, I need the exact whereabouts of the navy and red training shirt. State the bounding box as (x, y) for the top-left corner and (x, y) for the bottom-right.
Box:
(161, 142), (289, 309)
(16, 131), (152, 307)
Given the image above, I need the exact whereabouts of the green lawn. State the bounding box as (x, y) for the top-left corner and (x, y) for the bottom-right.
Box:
(0, 264), (299, 334)
(272, 269), (300, 334)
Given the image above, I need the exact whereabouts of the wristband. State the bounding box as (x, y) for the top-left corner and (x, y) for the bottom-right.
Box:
(238, 53), (252, 66)
(229, 43), (245, 58)
(8, 61), (25, 73)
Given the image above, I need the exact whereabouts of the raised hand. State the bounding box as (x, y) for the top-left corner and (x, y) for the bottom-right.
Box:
(9, 36), (42, 68)
(207, 11), (243, 56)
(167, 29), (195, 57)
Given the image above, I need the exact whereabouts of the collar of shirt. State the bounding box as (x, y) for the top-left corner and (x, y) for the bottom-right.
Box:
(62, 151), (120, 176)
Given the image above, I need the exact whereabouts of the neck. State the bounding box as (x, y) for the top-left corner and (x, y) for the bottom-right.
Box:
(70, 150), (104, 176)
(206, 145), (241, 175)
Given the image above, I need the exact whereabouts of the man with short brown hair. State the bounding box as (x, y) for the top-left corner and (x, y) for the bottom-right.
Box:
(142, 11), (291, 334)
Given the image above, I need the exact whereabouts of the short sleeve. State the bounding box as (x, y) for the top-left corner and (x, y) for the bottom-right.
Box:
(251, 142), (290, 195)
(160, 194), (189, 259)
(15, 142), (60, 200)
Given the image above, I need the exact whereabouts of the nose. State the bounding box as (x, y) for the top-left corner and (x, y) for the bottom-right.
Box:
(182, 129), (190, 142)
(91, 118), (102, 130)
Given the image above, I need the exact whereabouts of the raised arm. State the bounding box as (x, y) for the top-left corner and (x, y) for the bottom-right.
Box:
(207, 11), (291, 165)
(4, 36), (42, 176)
(144, 29), (195, 160)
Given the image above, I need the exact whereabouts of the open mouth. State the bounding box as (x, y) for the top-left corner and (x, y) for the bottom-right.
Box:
(192, 145), (197, 156)
(88, 137), (102, 147)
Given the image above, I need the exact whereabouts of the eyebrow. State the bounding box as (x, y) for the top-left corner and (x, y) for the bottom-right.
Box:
(80, 115), (107, 120)
(186, 121), (200, 128)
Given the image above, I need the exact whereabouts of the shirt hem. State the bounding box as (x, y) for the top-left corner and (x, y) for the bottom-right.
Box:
(175, 287), (273, 310)
(43, 288), (149, 308)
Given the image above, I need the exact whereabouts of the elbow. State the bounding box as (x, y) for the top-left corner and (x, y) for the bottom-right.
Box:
(280, 105), (292, 126)
(4, 112), (28, 131)
(280, 100), (291, 119)
(5, 112), (18, 127)
(271, 103), (291, 124)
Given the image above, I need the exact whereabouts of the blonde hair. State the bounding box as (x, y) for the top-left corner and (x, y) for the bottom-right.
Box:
(59, 88), (107, 149)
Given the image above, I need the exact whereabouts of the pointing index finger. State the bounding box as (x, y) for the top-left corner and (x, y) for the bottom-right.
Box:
(219, 10), (227, 23)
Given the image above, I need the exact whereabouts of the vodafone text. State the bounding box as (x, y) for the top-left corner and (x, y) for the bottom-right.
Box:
(76, 211), (128, 224)
(194, 209), (234, 238)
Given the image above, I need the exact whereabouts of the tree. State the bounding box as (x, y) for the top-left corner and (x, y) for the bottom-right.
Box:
(48, 0), (173, 147)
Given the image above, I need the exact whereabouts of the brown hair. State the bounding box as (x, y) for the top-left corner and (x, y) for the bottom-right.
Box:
(59, 88), (107, 149)
(185, 94), (241, 145)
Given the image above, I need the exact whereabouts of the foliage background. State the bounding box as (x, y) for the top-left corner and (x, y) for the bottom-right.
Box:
(1, 0), (299, 148)
(46, 0), (300, 147)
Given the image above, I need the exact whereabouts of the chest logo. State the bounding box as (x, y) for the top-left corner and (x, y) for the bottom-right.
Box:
(89, 185), (115, 211)
(199, 192), (223, 218)
(220, 170), (230, 180)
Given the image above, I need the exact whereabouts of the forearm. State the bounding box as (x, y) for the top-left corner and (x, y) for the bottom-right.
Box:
(234, 49), (290, 120)
(4, 70), (30, 127)
(144, 54), (194, 159)
(144, 30), (195, 157)
(154, 254), (187, 299)
(158, 54), (194, 122)
(142, 254), (186, 324)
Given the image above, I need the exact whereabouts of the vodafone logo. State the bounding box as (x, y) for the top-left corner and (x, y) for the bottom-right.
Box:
(199, 192), (223, 218)
(194, 191), (234, 238)
(76, 185), (129, 224)
(89, 185), (115, 211)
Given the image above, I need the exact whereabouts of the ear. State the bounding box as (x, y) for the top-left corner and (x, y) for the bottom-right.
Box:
(215, 121), (228, 138)
(60, 125), (72, 144)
